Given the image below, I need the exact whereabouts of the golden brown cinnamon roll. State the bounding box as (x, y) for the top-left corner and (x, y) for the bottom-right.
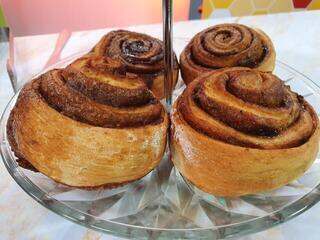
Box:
(180, 24), (276, 85)
(7, 55), (168, 188)
(91, 30), (179, 99)
(171, 68), (319, 197)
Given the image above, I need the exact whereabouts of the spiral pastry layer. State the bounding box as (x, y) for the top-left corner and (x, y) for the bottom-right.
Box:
(91, 30), (179, 99)
(7, 55), (168, 188)
(171, 68), (319, 196)
(180, 24), (276, 85)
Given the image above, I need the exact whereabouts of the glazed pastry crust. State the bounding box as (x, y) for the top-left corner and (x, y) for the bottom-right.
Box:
(180, 24), (276, 85)
(7, 80), (168, 188)
(171, 102), (319, 197)
(171, 68), (319, 197)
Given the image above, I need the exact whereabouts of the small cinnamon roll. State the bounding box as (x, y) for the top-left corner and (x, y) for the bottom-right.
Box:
(180, 24), (276, 85)
(91, 30), (179, 99)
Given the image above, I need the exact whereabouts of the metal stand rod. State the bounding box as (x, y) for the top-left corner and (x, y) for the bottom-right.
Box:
(162, 0), (174, 112)
(7, 60), (18, 94)
(7, 31), (18, 94)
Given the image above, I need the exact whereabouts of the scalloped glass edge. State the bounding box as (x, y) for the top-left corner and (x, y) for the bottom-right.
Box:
(1, 59), (320, 240)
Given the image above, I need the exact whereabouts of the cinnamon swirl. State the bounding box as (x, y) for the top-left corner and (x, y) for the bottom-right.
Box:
(91, 30), (179, 99)
(171, 68), (319, 196)
(7, 55), (168, 188)
(180, 24), (276, 85)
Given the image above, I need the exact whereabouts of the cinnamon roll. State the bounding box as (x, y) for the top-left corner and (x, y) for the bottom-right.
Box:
(91, 30), (179, 99)
(180, 24), (276, 85)
(7, 55), (168, 188)
(171, 68), (319, 196)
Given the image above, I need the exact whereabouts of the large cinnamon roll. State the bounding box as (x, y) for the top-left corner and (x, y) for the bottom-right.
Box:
(7, 55), (168, 188)
(171, 68), (319, 196)
(180, 24), (276, 85)
(91, 30), (179, 99)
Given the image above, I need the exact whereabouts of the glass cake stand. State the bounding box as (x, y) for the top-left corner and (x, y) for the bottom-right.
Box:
(1, 54), (320, 239)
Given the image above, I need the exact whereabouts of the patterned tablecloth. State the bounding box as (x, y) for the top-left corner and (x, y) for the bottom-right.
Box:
(1, 10), (320, 240)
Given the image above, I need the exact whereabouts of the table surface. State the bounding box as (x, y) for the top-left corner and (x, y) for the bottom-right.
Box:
(1, 10), (320, 240)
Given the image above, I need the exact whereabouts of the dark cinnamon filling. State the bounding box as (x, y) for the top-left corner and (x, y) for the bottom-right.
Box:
(38, 70), (163, 128)
(187, 24), (269, 70)
(90, 30), (178, 92)
(178, 69), (316, 149)
(237, 46), (268, 68)
(189, 45), (219, 69)
(95, 30), (165, 73)
(122, 39), (152, 56)
(63, 68), (154, 108)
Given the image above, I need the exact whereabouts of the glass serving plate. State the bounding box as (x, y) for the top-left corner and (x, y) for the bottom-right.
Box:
(1, 54), (320, 239)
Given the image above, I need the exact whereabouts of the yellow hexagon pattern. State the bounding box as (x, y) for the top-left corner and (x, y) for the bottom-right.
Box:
(212, 0), (234, 8)
(269, 0), (294, 13)
(202, 0), (215, 19)
(230, 0), (254, 16)
(201, 0), (320, 19)
(252, 0), (273, 9)
(253, 10), (268, 15)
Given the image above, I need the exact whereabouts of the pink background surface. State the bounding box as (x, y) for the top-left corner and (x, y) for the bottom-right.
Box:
(1, 0), (190, 36)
